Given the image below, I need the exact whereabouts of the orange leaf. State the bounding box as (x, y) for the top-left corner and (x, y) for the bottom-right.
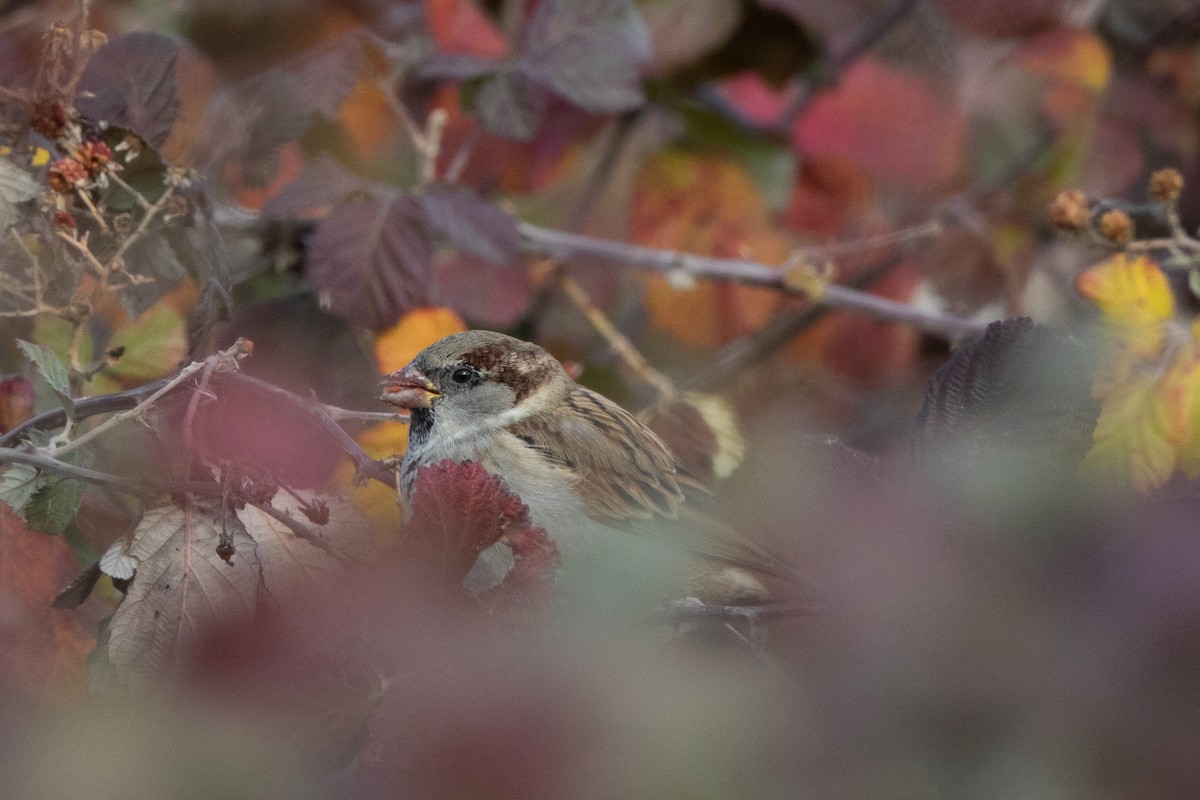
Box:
(375, 307), (467, 374)
(631, 151), (790, 347)
(1076, 253), (1174, 359)
(1166, 351), (1200, 479)
(1083, 372), (1176, 492)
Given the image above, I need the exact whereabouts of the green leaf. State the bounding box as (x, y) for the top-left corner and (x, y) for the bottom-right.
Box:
(0, 462), (45, 518)
(0, 156), (41, 203)
(25, 474), (87, 535)
(17, 339), (70, 397)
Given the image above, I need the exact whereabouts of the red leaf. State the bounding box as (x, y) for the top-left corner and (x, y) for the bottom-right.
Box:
(426, 0), (510, 59)
(0, 376), (34, 435)
(404, 460), (540, 589)
(793, 59), (967, 191)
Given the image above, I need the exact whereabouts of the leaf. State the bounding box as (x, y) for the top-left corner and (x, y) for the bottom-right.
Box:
(105, 501), (260, 683)
(292, 33), (368, 118)
(24, 474), (86, 535)
(262, 155), (377, 218)
(0, 375), (35, 434)
(77, 32), (181, 147)
(1076, 253), (1174, 359)
(306, 196), (435, 330)
(17, 339), (72, 411)
(0, 503), (95, 693)
(415, 183), (519, 263)
(426, 0), (510, 58)
(404, 460), (543, 590)
(642, 392), (745, 483)
(641, 0), (741, 74)
(88, 299), (188, 394)
(0, 156), (41, 203)
(522, 0), (651, 112)
(630, 151), (789, 347)
(1083, 373), (1176, 492)
(468, 69), (547, 140)
(433, 253), (532, 329)
(793, 58), (968, 191)
(236, 493), (376, 599)
(0, 463), (44, 519)
(375, 307), (467, 374)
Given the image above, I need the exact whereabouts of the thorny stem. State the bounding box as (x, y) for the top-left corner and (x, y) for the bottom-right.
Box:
(243, 496), (331, 553)
(50, 340), (251, 459)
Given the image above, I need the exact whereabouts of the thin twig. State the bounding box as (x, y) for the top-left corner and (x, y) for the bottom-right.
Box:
(50, 340), (250, 459)
(0, 448), (220, 497)
(554, 270), (677, 400)
(520, 223), (985, 341)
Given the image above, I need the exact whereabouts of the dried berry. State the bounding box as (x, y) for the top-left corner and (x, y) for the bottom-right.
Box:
(75, 138), (112, 178)
(52, 210), (77, 230)
(1149, 168), (1184, 203)
(30, 98), (68, 140)
(47, 157), (88, 193)
(1098, 209), (1134, 247)
(1048, 189), (1090, 232)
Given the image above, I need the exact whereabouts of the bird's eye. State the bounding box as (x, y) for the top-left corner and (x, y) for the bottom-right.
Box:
(451, 367), (474, 384)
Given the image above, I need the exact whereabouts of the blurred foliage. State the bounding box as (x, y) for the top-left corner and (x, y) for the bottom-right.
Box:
(2, 0), (1200, 798)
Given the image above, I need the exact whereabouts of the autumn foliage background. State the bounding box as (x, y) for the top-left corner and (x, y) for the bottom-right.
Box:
(3, 0), (1200, 797)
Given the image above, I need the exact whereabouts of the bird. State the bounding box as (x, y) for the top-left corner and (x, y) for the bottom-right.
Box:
(379, 330), (794, 601)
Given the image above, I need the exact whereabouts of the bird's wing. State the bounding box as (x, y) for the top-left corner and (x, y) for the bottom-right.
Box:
(508, 386), (692, 522)
(509, 387), (797, 581)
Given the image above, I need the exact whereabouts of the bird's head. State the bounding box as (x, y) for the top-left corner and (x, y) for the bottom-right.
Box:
(380, 330), (567, 419)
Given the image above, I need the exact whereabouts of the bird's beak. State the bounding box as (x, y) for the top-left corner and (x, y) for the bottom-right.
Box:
(380, 365), (440, 409)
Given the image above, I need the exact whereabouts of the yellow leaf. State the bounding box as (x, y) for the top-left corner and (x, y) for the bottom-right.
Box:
(1165, 353), (1200, 478)
(375, 307), (466, 374)
(1076, 253), (1174, 358)
(1083, 373), (1176, 492)
(339, 421), (410, 533)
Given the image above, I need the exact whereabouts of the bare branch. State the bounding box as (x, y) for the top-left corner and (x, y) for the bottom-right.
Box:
(520, 222), (986, 341)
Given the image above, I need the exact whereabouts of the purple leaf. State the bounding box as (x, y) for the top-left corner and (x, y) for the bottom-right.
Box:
(263, 155), (379, 218)
(415, 183), (519, 264)
(522, 0), (651, 112)
(77, 32), (180, 147)
(291, 33), (367, 118)
(434, 254), (531, 329)
(471, 70), (547, 140)
(306, 196), (434, 329)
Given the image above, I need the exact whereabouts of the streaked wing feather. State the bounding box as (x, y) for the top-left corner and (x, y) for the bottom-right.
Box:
(509, 387), (687, 523)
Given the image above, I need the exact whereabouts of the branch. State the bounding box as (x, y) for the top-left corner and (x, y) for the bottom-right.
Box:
(242, 495), (331, 553)
(519, 222), (986, 341)
(0, 448), (220, 497)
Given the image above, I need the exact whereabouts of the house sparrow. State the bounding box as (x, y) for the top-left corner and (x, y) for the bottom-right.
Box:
(380, 330), (793, 599)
